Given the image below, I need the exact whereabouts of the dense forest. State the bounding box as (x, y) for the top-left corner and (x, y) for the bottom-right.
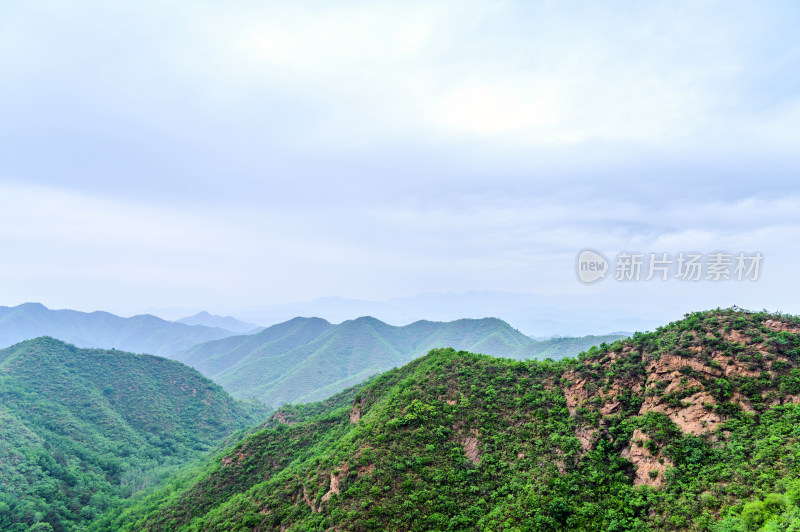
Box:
(87, 308), (800, 531)
(0, 338), (269, 532)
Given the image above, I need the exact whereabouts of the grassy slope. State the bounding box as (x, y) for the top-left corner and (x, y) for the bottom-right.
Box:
(111, 309), (800, 531)
(0, 337), (269, 532)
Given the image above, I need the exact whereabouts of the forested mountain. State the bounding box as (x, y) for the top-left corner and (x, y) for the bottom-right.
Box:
(0, 337), (268, 532)
(178, 316), (624, 408)
(0, 303), (236, 357)
(106, 309), (800, 531)
(516, 333), (631, 360)
(0, 304), (622, 410)
(176, 311), (261, 334)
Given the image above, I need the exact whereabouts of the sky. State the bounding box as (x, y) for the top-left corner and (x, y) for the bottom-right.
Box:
(1, 1), (799, 332)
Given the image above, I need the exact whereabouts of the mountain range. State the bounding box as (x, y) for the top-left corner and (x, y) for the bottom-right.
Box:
(100, 308), (800, 531)
(176, 316), (626, 407)
(193, 291), (666, 337)
(176, 311), (261, 334)
(0, 337), (268, 532)
(0, 303), (236, 357)
(0, 303), (628, 410)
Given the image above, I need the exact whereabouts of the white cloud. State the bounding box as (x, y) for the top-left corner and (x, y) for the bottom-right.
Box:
(145, 1), (799, 150)
(0, 1), (798, 315)
(0, 183), (232, 252)
(3, 0), (797, 155)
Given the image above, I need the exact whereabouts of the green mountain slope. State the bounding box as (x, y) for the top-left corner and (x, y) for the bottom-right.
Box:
(517, 333), (629, 360)
(179, 316), (622, 408)
(0, 337), (268, 532)
(109, 309), (800, 531)
(178, 317), (334, 378)
(0, 303), (236, 358)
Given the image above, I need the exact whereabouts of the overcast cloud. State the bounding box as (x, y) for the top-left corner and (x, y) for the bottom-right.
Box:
(1, 1), (799, 330)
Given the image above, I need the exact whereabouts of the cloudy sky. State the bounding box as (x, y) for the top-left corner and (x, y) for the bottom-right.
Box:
(1, 1), (799, 330)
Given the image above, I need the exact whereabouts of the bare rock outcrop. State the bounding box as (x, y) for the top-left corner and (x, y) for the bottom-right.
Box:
(563, 315), (800, 486)
(350, 404), (361, 424)
(302, 485), (320, 513)
(621, 429), (673, 487)
(322, 464), (349, 503)
(763, 319), (800, 335)
(271, 411), (298, 426)
(461, 429), (480, 464)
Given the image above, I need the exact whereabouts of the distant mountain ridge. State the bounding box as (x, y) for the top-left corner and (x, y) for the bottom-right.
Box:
(221, 291), (665, 337)
(176, 311), (261, 334)
(178, 315), (625, 407)
(0, 303), (623, 409)
(0, 303), (237, 357)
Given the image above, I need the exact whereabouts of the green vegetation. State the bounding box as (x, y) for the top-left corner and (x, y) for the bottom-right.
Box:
(104, 308), (800, 531)
(0, 337), (269, 532)
(179, 315), (623, 407)
(517, 333), (627, 360)
(714, 480), (800, 531)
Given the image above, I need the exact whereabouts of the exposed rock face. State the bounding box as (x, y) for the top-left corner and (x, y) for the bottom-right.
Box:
(564, 378), (589, 417)
(297, 463), (352, 512)
(763, 319), (800, 335)
(271, 411), (298, 425)
(322, 464), (349, 502)
(358, 464), (375, 476)
(301, 485), (320, 513)
(621, 430), (672, 487)
(350, 404), (361, 424)
(644, 391), (722, 435)
(221, 450), (247, 467)
(563, 313), (800, 486)
(575, 426), (597, 454)
(646, 351), (707, 376)
(461, 429), (480, 464)
(565, 339), (784, 438)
